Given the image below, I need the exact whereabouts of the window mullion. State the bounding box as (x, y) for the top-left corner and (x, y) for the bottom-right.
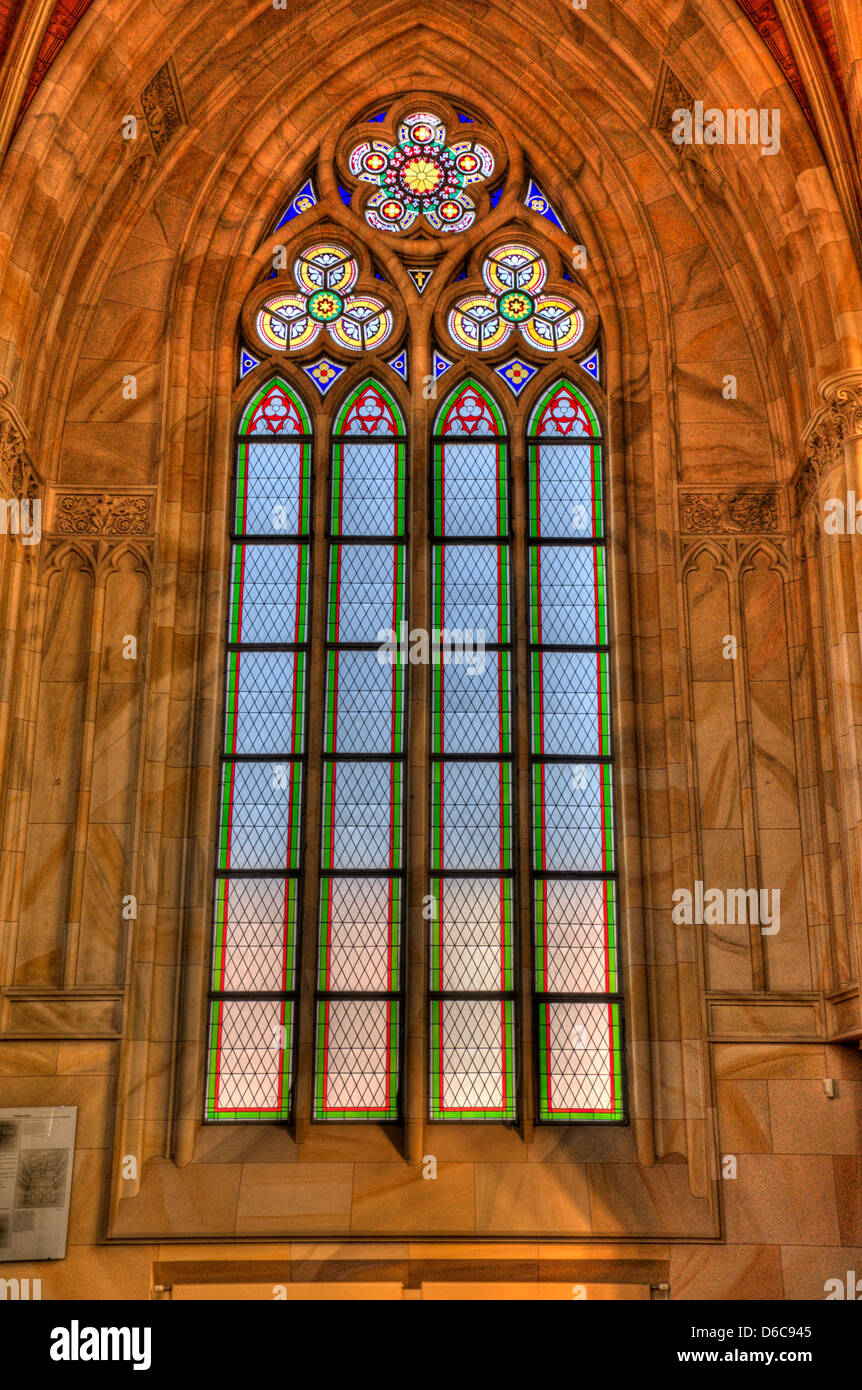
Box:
(292, 413), (330, 1144)
(510, 421), (536, 1141)
(403, 351), (430, 1165)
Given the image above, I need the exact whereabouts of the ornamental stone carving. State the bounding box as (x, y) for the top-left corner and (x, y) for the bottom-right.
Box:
(0, 379), (39, 498)
(141, 59), (186, 157)
(0, 417), (25, 478)
(679, 489), (779, 533)
(652, 63), (693, 145)
(54, 493), (153, 535)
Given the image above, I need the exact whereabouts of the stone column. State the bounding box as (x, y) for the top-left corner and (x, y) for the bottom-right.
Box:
(797, 369), (862, 1037)
(829, 0), (862, 157)
(0, 0), (55, 162)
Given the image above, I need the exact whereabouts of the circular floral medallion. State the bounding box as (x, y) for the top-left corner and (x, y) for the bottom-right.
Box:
(402, 156), (444, 195)
(379, 197), (406, 223)
(384, 144), (462, 213)
(349, 113), (495, 234)
(307, 289), (344, 322)
(253, 243), (394, 356)
(498, 290), (535, 323)
(448, 247), (585, 356)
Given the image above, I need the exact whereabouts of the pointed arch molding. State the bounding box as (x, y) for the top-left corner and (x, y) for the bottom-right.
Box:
(110, 65), (793, 1235)
(1, 3), (858, 1244)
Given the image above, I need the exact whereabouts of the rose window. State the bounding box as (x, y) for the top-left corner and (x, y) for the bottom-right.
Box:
(348, 110), (494, 233)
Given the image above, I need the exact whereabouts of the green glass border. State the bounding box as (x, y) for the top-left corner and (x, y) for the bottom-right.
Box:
(238, 376), (312, 435)
(534, 878), (618, 995)
(313, 998), (399, 1121)
(229, 542), (310, 645)
(318, 877), (401, 993)
(327, 544), (406, 643)
(204, 999), (293, 1122)
(429, 877), (514, 992)
(431, 649), (511, 756)
(536, 1000), (624, 1123)
(320, 760), (403, 871)
(331, 378), (407, 536)
(430, 761), (512, 872)
(429, 998), (516, 1121)
(217, 760), (303, 872)
(211, 877), (298, 994)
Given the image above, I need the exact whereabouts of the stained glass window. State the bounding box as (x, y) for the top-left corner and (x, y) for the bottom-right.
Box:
(315, 379), (406, 1120)
(206, 378), (312, 1121)
(429, 380), (517, 1120)
(213, 120), (626, 1134)
(256, 243), (393, 355)
(528, 381), (623, 1121)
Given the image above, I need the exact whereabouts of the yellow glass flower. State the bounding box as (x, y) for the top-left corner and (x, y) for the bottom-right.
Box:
(402, 158), (443, 194)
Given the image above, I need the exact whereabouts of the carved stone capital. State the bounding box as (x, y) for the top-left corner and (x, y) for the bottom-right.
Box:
(0, 376), (39, 497)
(821, 369), (862, 439)
(796, 369), (862, 513)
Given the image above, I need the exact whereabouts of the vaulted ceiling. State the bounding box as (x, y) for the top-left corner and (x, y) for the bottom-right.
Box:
(734, 0), (849, 129)
(0, 1), (856, 146)
(0, 1), (95, 128)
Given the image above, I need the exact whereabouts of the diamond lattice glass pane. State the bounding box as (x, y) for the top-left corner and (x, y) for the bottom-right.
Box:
(211, 877), (298, 993)
(428, 878), (513, 991)
(332, 440), (406, 536)
(321, 761), (403, 870)
(328, 544), (406, 642)
(434, 439), (507, 536)
(323, 649), (404, 754)
(432, 545), (509, 642)
(217, 760), (303, 870)
(228, 543), (309, 644)
(205, 999), (292, 1121)
(318, 877), (400, 992)
(429, 999), (515, 1120)
(533, 762), (614, 872)
(529, 545), (606, 645)
(314, 999), (398, 1119)
(531, 650), (610, 757)
(224, 650), (305, 756)
(430, 761), (512, 871)
(431, 649), (510, 754)
(528, 440), (603, 538)
(537, 1001), (623, 1121)
(535, 879), (617, 994)
(235, 440), (310, 535)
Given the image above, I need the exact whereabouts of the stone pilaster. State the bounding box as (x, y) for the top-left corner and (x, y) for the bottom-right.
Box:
(796, 370), (862, 1038)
